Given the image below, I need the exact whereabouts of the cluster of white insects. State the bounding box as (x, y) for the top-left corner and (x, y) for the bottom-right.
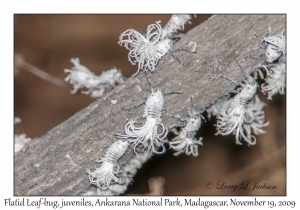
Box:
(61, 16), (285, 195)
(212, 27), (285, 145)
(81, 15), (200, 194)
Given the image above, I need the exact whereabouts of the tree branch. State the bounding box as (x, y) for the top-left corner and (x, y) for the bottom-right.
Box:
(14, 14), (285, 195)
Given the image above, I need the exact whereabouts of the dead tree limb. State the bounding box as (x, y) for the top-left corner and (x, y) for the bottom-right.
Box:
(14, 14), (285, 195)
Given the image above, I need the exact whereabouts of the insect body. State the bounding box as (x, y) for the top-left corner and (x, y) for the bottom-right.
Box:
(215, 63), (269, 145)
(260, 27), (286, 63)
(64, 58), (126, 98)
(115, 89), (168, 154)
(86, 140), (128, 190)
(256, 28), (286, 100)
(119, 15), (194, 76)
(169, 99), (204, 157)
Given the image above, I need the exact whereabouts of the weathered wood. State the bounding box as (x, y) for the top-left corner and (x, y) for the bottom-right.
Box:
(14, 14), (285, 195)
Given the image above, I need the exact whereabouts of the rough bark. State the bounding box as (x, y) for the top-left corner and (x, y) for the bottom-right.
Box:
(14, 14), (285, 195)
